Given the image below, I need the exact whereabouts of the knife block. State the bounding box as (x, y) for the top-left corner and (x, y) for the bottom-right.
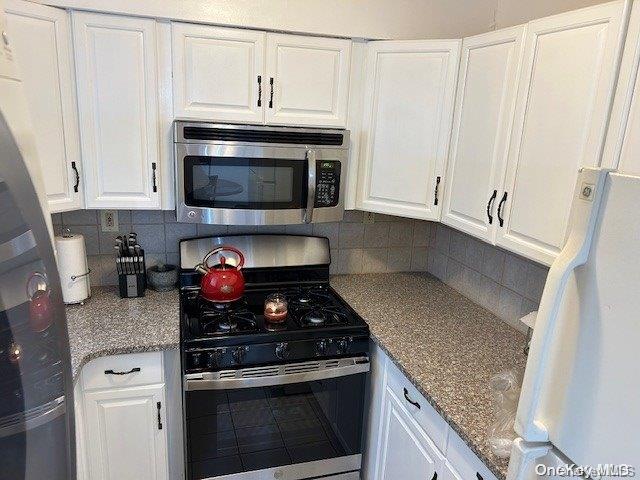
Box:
(118, 272), (146, 298)
(116, 249), (147, 298)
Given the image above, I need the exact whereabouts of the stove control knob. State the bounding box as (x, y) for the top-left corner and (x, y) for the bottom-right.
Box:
(206, 349), (225, 368)
(191, 352), (202, 368)
(335, 337), (352, 355)
(315, 339), (330, 356)
(232, 346), (248, 364)
(275, 342), (290, 360)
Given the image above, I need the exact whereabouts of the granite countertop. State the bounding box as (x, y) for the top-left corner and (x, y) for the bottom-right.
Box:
(65, 287), (180, 378)
(66, 273), (525, 479)
(331, 272), (528, 480)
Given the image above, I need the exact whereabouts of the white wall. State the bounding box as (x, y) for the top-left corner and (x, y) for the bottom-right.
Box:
(495, 0), (611, 28)
(38, 0), (495, 39)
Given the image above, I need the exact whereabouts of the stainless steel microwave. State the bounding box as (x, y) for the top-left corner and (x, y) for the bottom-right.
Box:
(174, 122), (350, 225)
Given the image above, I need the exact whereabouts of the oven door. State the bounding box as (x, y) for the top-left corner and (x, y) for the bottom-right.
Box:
(175, 143), (347, 226)
(183, 357), (369, 480)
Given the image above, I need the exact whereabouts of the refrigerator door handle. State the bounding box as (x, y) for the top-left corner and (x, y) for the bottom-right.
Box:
(515, 167), (611, 441)
(506, 438), (552, 480)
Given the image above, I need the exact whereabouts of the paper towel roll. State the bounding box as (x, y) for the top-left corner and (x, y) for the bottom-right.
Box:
(55, 233), (91, 304)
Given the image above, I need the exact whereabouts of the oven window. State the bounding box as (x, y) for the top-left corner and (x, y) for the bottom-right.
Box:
(184, 156), (306, 209)
(185, 373), (366, 479)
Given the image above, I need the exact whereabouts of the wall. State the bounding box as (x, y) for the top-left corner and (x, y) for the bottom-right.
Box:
(425, 224), (548, 333)
(52, 209), (431, 284)
(53, 210), (548, 332)
(494, 0), (611, 29)
(40, 0), (497, 39)
(40, 0), (612, 40)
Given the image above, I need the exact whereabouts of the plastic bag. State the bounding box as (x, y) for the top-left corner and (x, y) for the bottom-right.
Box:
(486, 369), (522, 458)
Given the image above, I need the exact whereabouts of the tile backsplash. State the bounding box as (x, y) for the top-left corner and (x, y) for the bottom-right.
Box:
(52, 209), (431, 285)
(425, 224), (549, 332)
(52, 210), (548, 332)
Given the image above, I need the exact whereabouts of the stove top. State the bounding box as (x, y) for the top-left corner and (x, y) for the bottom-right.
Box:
(182, 284), (359, 339)
(178, 234), (369, 373)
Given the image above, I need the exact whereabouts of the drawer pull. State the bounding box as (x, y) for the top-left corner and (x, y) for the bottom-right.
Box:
(104, 367), (141, 376)
(476, 474), (484, 480)
(403, 387), (421, 409)
(431, 473), (437, 480)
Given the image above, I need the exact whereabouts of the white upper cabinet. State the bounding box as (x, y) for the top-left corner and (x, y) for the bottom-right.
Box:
(357, 40), (460, 220)
(496, 2), (623, 265)
(171, 23), (265, 123)
(441, 26), (525, 242)
(73, 12), (161, 209)
(5, 0), (83, 213)
(603, 0), (640, 176)
(265, 33), (351, 127)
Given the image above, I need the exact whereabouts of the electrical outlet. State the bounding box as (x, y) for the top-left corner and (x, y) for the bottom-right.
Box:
(363, 212), (375, 224)
(100, 210), (118, 232)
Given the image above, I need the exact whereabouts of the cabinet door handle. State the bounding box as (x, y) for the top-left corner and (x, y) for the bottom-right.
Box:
(156, 401), (163, 430)
(71, 161), (80, 193)
(476, 474), (484, 480)
(268, 77), (274, 108)
(257, 75), (262, 107)
(431, 473), (438, 480)
(486, 189), (497, 224)
(152, 162), (157, 193)
(497, 191), (508, 227)
(104, 367), (141, 376)
(403, 387), (421, 409)
(434, 176), (441, 205)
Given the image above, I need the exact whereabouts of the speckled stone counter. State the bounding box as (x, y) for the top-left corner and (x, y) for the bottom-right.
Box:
(65, 286), (180, 379)
(330, 272), (527, 480)
(66, 275), (524, 479)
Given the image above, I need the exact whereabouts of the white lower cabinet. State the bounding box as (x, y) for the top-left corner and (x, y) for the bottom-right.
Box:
(84, 384), (168, 480)
(376, 386), (444, 480)
(75, 352), (174, 480)
(365, 342), (497, 480)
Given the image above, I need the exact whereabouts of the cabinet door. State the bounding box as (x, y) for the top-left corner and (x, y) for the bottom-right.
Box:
(83, 384), (168, 480)
(358, 40), (460, 220)
(375, 385), (444, 480)
(5, 0), (82, 213)
(73, 12), (161, 209)
(265, 33), (351, 127)
(497, 3), (622, 265)
(172, 23), (265, 123)
(441, 26), (525, 242)
(603, 0), (640, 175)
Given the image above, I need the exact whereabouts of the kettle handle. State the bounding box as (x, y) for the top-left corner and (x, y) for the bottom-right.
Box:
(202, 246), (245, 271)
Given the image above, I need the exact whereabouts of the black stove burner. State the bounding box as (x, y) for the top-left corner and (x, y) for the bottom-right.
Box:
(282, 287), (350, 328)
(198, 298), (257, 336)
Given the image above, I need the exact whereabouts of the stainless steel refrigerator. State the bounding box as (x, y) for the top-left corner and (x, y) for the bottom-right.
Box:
(0, 6), (75, 479)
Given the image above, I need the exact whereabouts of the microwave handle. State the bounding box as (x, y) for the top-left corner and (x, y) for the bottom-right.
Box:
(304, 149), (316, 223)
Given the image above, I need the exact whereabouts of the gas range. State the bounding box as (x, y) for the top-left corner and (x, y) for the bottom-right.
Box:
(178, 234), (369, 480)
(180, 283), (369, 372)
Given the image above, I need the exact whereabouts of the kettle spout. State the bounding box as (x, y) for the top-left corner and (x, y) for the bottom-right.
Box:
(195, 263), (208, 275)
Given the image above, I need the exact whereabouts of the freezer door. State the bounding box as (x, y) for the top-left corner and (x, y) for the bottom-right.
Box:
(516, 172), (640, 468)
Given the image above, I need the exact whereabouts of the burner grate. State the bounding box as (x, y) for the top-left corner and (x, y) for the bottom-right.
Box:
(198, 298), (257, 335)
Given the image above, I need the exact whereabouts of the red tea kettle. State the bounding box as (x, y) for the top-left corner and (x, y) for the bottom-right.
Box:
(195, 246), (245, 303)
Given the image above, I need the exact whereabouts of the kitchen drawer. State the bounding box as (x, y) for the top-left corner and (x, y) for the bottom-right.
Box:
(446, 428), (498, 480)
(82, 352), (164, 391)
(384, 358), (448, 452)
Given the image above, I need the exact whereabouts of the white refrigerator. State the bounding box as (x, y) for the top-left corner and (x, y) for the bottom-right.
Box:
(507, 167), (640, 479)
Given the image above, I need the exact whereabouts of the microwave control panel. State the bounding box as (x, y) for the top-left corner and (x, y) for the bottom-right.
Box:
(314, 161), (341, 207)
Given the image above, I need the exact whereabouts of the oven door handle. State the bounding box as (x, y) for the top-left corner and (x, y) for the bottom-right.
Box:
(184, 357), (370, 391)
(304, 149), (316, 224)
